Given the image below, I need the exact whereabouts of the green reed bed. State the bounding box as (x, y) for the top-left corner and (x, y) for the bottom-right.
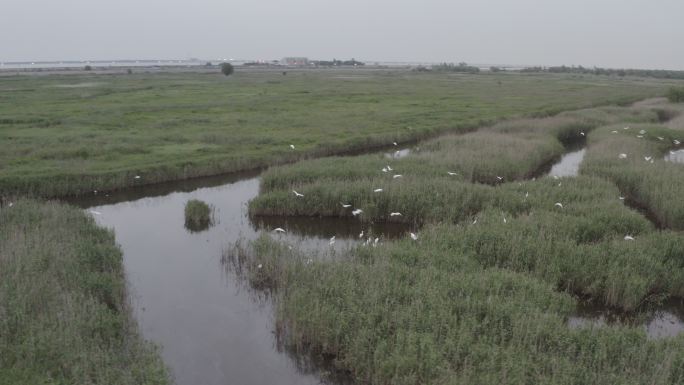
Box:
(238, 101), (684, 384)
(226, 233), (684, 385)
(0, 200), (169, 384)
(581, 124), (684, 229)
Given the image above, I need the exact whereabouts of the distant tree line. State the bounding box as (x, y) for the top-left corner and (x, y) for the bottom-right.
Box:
(312, 58), (365, 66)
(414, 62), (480, 74)
(520, 65), (684, 80)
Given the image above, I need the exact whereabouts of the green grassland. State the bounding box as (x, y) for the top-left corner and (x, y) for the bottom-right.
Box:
(0, 200), (169, 384)
(0, 69), (677, 197)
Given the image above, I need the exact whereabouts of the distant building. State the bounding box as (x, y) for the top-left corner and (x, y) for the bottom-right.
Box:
(281, 57), (309, 66)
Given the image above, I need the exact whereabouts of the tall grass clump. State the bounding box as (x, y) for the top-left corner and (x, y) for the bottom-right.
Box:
(0, 200), (169, 384)
(668, 87), (684, 103)
(184, 199), (214, 232)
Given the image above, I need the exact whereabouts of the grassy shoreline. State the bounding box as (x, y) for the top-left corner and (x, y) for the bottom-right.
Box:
(0, 200), (169, 384)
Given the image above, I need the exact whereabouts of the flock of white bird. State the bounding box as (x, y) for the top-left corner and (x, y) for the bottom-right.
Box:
(274, 128), (684, 247)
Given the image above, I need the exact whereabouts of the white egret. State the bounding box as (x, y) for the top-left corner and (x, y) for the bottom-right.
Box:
(341, 203), (351, 208)
(525, 191), (529, 198)
(410, 232), (418, 240)
(447, 171), (458, 176)
(496, 176), (503, 181)
(393, 174), (403, 179)
(554, 202), (563, 209)
(390, 212), (402, 216)
(8, 202), (13, 208)
(393, 142), (398, 146)
(134, 175), (141, 179)
(503, 217), (507, 224)
(624, 235), (635, 241)
(658, 136), (664, 141)
(374, 188), (383, 193)
(290, 144), (295, 150)
(329, 236), (336, 245)
(611, 130), (618, 134)
(257, 264), (263, 269)
(386, 165), (393, 171)
(472, 218), (477, 225)
(636, 135), (644, 139)
(352, 209), (363, 216)
(675, 139), (681, 145)
(618, 153), (627, 159)
(359, 230), (364, 238)
(639, 129), (646, 135)
(292, 190), (304, 197)
(644, 156), (652, 162)
(274, 228), (286, 233)
(381, 167), (388, 173)
(619, 196), (625, 201)
(580, 131), (585, 136)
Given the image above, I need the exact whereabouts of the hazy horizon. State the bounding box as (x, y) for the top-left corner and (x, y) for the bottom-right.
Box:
(2, 0), (683, 71)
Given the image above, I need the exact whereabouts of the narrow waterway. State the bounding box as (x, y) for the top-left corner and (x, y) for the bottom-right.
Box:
(70, 166), (405, 385)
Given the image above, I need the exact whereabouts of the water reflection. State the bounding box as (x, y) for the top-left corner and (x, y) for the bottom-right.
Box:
(568, 299), (684, 340)
(76, 175), (353, 385)
(548, 148), (586, 177)
(384, 148), (411, 159)
(664, 149), (684, 164)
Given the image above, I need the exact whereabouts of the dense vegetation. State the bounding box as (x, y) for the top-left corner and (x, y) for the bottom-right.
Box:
(0, 69), (674, 197)
(0, 200), (169, 384)
(238, 99), (684, 384)
(521, 65), (684, 80)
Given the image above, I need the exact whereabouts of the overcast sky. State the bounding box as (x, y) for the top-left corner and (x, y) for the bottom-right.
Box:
(1, 0), (682, 69)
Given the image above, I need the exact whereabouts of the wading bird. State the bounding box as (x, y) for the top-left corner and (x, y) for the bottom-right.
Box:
(390, 212), (402, 216)
(618, 153), (627, 159)
(290, 144), (295, 150)
(374, 188), (383, 193)
(329, 236), (335, 245)
(293, 190), (304, 197)
(644, 156), (652, 162)
(624, 235), (634, 241)
(352, 209), (363, 216)
(341, 203), (351, 208)
(134, 175), (141, 179)
(410, 232), (418, 240)
(274, 228), (286, 233)
(447, 171), (458, 176)
(555, 203), (563, 209)
(393, 174), (402, 179)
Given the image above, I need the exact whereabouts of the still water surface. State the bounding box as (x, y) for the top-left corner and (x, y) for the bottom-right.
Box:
(72, 169), (403, 385)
